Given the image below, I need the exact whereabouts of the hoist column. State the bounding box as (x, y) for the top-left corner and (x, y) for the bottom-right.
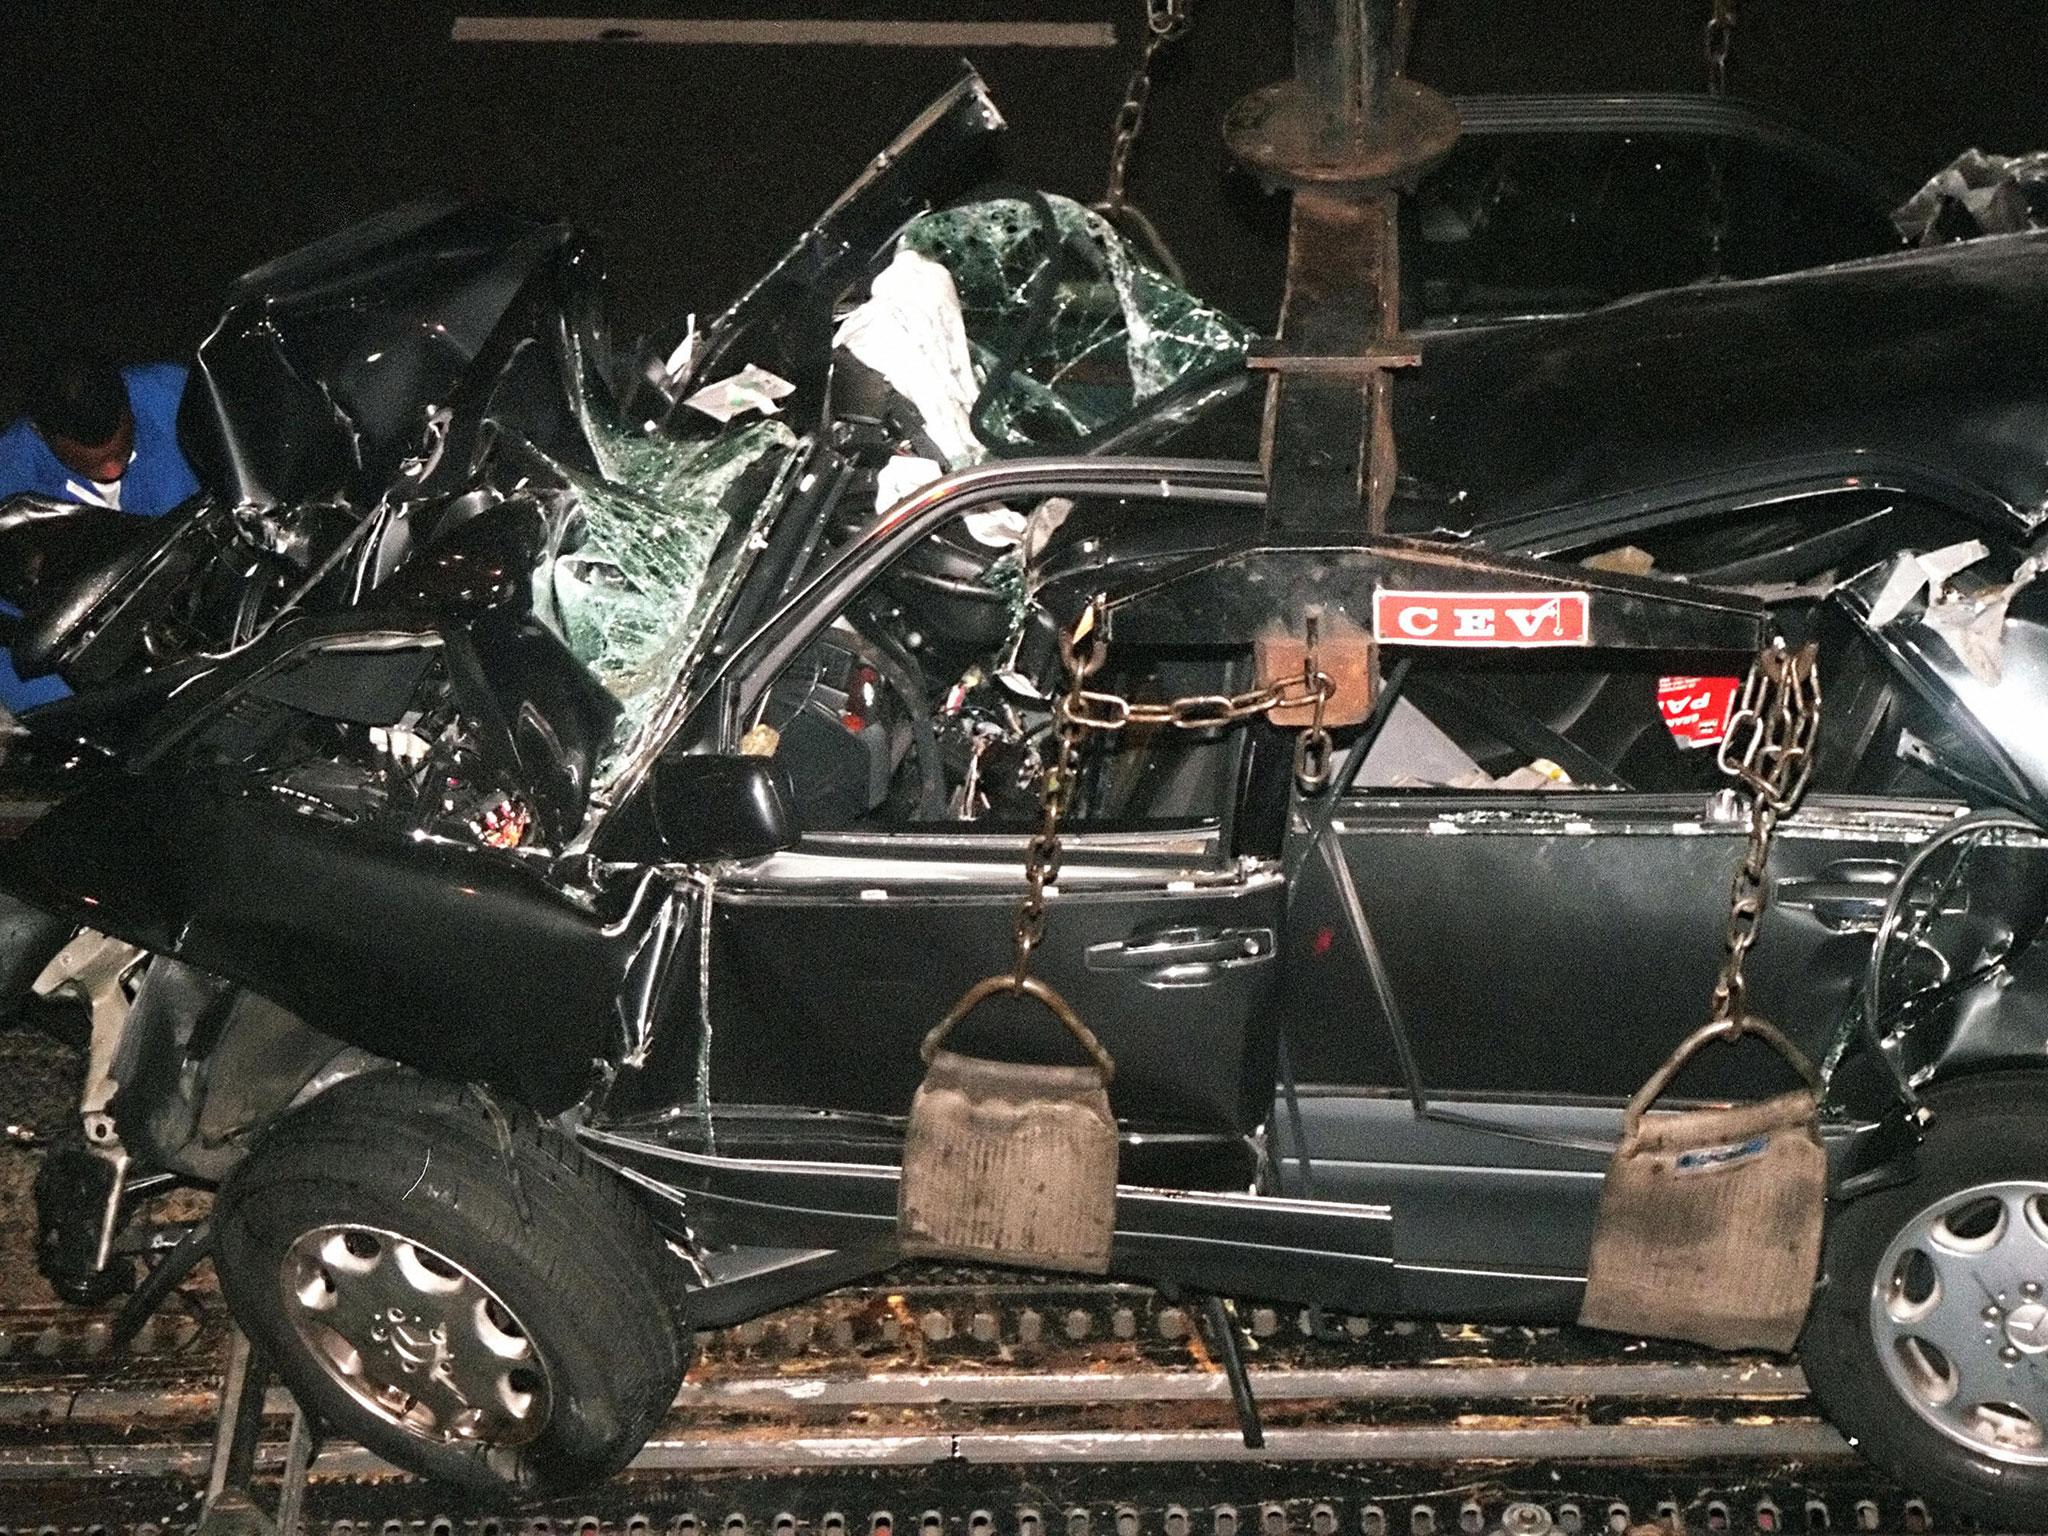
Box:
(1225, 0), (1458, 543)
(1297, 0), (1398, 144)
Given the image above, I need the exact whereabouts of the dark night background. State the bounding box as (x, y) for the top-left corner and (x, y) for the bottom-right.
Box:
(5, 1), (2046, 420)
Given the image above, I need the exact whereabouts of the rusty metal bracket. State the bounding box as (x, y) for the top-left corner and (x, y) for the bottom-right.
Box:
(196, 1325), (314, 1536)
(1246, 341), (1422, 374)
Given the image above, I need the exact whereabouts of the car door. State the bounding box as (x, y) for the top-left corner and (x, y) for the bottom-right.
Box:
(1307, 654), (1968, 1103)
(1275, 641), (1985, 1318)
(685, 488), (1287, 1190)
(705, 822), (1281, 1184)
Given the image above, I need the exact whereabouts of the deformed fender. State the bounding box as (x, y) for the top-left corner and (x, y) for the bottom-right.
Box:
(112, 956), (381, 1181)
(0, 771), (656, 1115)
(1925, 934), (2048, 1078)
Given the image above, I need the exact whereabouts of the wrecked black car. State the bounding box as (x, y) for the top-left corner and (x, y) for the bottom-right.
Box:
(9, 73), (2048, 1525)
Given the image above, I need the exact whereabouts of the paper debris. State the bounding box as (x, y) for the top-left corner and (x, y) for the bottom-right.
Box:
(1867, 539), (1990, 626)
(1582, 544), (1657, 576)
(963, 507), (1029, 547)
(1868, 539), (2043, 684)
(876, 452), (944, 514)
(1925, 555), (2042, 685)
(682, 362), (797, 423)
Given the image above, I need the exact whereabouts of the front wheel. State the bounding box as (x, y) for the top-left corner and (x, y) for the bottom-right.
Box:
(1802, 1074), (2048, 1527)
(215, 1072), (689, 1496)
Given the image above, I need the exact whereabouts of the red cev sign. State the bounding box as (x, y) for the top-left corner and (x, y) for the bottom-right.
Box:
(1372, 590), (1590, 647)
(1656, 674), (1741, 750)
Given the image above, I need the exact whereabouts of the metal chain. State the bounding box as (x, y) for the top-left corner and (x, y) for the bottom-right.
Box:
(1708, 639), (1821, 1028)
(1011, 603), (1108, 982)
(1705, 0), (1736, 97)
(1061, 604), (1336, 794)
(1296, 631), (1335, 794)
(1094, 0), (1194, 282)
(1012, 597), (1337, 978)
(1101, 0), (1192, 214)
(1064, 671), (1330, 733)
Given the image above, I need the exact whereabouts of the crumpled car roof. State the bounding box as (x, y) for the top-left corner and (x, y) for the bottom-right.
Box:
(1390, 227), (2048, 539)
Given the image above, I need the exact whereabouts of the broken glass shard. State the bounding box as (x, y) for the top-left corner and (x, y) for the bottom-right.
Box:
(896, 193), (1248, 451)
(546, 413), (800, 780)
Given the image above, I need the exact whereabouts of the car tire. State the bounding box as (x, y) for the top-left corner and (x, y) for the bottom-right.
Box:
(214, 1070), (689, 1496)
(1801, 1072), (2048, 1527)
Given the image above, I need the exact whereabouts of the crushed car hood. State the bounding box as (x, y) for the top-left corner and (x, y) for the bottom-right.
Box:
(183, 200), (615, 509)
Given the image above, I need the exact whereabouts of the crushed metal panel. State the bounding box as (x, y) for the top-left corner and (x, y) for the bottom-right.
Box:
(191, 201), (600, 509)
(1895, 147), (2048, 245)
(1836, 557), (2048, 809)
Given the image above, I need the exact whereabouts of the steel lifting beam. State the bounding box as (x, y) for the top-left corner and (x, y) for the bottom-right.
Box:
(1225, 0), (1459, 540)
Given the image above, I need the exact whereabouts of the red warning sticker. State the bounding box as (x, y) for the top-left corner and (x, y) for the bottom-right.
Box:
(1657, 675), (1741, 749)
(1371, 590), (1590, 647)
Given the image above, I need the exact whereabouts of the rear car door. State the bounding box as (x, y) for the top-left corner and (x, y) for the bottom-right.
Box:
(1309, 650), (1963, 1104)
(1280, 643), (1974, 1316)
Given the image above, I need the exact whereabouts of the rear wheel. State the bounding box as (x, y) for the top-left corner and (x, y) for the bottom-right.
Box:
(215, 1072), (689, 1495)
(1802, 1074), (2048, 1526)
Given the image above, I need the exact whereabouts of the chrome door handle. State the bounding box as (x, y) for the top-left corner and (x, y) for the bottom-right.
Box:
(1777, 859), (1899, 930)
(1086, 926), (1275, 985)
(1776, 858), (1966, 933)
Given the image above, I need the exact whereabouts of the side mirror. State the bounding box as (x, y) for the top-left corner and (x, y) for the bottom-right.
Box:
(650, 753), (800, 863)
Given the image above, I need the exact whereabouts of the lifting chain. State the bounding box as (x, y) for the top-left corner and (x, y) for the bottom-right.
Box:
(1702, 0), (1740, 274)
(1708, 639), (1820, 1029)
(1095, 0), (1194, 283)
(1063, 667), (1330, 733)
(1705, 0), (1737, 98)
(1010, 605), (1104, 982)
(1013, 598), (1335, 980)
(1058, 600), (1335, 785)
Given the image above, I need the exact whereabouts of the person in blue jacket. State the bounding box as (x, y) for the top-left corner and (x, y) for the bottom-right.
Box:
(0, 356), (202, 712)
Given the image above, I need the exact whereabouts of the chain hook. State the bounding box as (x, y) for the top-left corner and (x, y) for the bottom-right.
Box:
(1145, 0), (1190, 38)
(1292, 611), (1334, 795)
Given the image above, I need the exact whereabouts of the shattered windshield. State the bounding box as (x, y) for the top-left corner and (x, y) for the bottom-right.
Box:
(547, 414), (800, 783)
(591, 188), (1247, 799)
(894, 193), (1247, 451)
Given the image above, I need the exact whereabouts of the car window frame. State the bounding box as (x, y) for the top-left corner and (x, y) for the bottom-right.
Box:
(696, 457), (1270, 851)
(1408, 94), (1907, 332)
